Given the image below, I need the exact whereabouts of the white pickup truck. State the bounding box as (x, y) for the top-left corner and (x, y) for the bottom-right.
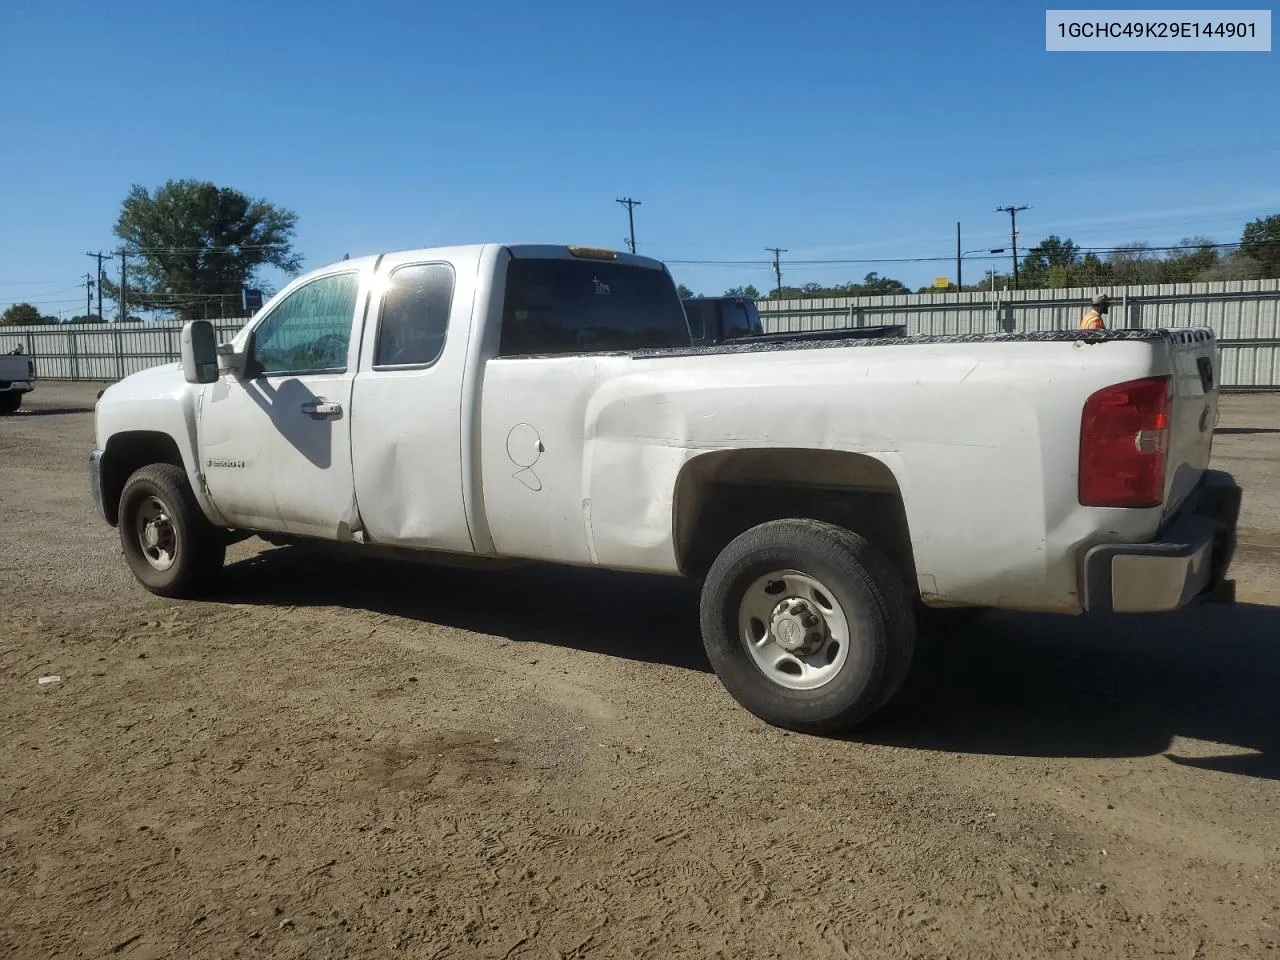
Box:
(89, 244), (1241, 732)
(0, 349), (36, 414)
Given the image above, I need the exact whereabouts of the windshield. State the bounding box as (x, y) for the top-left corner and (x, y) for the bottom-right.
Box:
(499, 257), (691, 356)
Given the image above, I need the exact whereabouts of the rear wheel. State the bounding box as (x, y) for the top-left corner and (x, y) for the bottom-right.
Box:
(0, 392), (21, 415)
(699, 519), (916, 734)
(118, 464), (225, 598)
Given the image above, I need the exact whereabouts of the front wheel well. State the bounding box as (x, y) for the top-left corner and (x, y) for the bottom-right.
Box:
(100, 431), (186, 526)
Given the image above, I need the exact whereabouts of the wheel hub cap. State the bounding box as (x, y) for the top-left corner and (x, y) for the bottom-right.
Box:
(135, 497), (177, 572)
(770, 598), (826, 655)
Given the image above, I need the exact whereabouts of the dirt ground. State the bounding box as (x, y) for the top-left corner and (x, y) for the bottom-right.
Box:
(2, 382), (1278, 960)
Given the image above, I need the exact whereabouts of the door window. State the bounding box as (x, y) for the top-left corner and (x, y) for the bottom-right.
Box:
(374, 263), (454, 368)
(252, 272), (360, 376)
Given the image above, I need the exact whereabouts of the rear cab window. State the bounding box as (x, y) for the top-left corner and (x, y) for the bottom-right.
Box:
(721, 300), (759, 341)
(499, 254), (690, 356)
(682, 299), (711, 341)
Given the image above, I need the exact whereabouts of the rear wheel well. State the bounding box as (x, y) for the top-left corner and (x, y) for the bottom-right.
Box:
(101, 432), (185, 526)
(674, 449), (917, 593)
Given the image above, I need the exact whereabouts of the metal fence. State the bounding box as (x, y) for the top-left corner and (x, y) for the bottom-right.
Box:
(0, 320), (247, 381)
(2, 278), (1278, 387)
(756, 278), (1280, 389)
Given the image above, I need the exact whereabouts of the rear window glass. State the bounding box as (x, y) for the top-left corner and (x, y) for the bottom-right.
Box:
(682, 299), (711, 341)
(499, 258), (691, 356)
(721, 301), (758, 341)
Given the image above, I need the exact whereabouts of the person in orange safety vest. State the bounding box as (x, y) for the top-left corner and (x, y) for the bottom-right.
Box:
(1080, 293), (1111, 330)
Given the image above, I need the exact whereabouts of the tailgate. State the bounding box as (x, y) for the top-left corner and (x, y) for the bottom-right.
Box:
(1162, 328), (1219, 517)
(0, 357), (30, 381)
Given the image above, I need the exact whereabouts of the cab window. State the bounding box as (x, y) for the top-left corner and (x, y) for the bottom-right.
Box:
(374, 263), (454, 368)
(251, 272), (360, 376)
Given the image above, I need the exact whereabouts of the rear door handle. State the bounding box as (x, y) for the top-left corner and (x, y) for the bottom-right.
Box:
(301, 400), (343, 420)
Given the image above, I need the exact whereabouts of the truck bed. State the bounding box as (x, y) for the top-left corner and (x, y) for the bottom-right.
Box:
(636, 326), (1184, 360)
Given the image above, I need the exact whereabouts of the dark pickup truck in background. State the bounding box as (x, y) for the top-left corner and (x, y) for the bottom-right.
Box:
(683, 297), (906, 347)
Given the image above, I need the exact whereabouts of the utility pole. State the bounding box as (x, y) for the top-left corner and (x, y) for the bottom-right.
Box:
(118, 250), (128, 323)
(995, 205), (1030, 289)
(84, 250), (114, 320)
(83, 273), (94, 319)
(955, 222), (961, 290)
(616, 197), (641, 253)
(766, 247), (787, 296)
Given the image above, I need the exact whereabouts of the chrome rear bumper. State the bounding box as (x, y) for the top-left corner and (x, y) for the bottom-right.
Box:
(1082, 470), (1240, 614)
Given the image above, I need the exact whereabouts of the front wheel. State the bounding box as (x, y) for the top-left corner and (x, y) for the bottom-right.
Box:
(118, 464), (226, 598)
(699, 519), (916, 734)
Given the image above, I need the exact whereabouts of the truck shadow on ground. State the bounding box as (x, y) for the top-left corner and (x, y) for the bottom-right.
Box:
(219, 546), (1279, 780)
(218, 545), (711, 672)
(861, 602), (1280, 780)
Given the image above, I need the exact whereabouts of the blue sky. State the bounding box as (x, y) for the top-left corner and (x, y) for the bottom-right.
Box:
(0, 0), (1276, 314)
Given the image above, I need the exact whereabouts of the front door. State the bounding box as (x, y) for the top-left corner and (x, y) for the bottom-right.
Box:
(198, 269), (365, 539)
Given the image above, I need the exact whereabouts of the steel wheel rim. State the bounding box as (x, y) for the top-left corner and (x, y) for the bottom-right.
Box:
(135, 495), (177, 572)
(737, 569), (851, 691)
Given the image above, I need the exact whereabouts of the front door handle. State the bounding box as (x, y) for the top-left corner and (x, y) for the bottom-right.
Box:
(301, 400), (343, 420)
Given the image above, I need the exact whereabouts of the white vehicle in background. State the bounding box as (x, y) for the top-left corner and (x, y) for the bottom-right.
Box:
(0, 348), (36, 414)
(89, 243), (1241, 733)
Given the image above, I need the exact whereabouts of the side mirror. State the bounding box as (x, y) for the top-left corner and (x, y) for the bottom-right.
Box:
(180, 320), (220, 384)
(216, 340), (248, 377)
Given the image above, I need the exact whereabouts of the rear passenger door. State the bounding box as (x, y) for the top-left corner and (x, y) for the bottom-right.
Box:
(349, 256), (475, 552)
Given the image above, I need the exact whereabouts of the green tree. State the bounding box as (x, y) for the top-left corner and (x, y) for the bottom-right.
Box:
(858, 272), (910, 296)
(1157, 237), (1219, 283)
(1076, 252), (1110, 286)
(101, 179), (303, 320)
(1, 303), (41, 326)
(676, 283), (695, 298)
(70, 314), (107, 324)
(1107, 243), (1162, 285)
(1019, 236), (1079, 289)
(1198, 253), (1264, 281)
(1240, 213), (1280, 277)
(724, 285), (761, 299)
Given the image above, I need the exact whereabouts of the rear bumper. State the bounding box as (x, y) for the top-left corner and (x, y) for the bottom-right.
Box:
(0, 381), (34, 393)
(1082, 470), (1241, 614)
(89, 450), (108, 524)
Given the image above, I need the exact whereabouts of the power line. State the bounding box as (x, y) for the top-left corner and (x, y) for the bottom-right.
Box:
(117, 243), (291, 252)
(616, 197), (641, 254)
(663, 239), (1275, 268)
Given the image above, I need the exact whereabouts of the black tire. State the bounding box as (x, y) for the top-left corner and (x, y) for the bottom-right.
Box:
(118, 463), (226, 598)
(0, 392), (21, 415)
(699, 519), (916, 734)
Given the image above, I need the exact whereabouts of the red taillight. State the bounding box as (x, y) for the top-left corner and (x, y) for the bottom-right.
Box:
(27, 360), (35, 378)
(1079, 375), (1171, 508)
